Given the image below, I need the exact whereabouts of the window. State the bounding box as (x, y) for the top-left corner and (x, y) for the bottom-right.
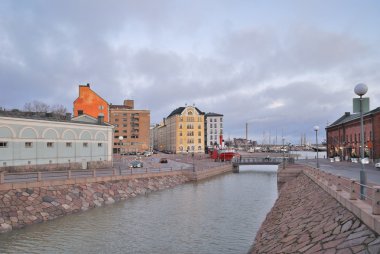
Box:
(220, 123), (223, 128)
(114, 113), (119, 116)
(114, 124), (118, 127)
(123, 118), (127, 121)
(66, 142), (72, 147)
(78, 110), (83, 115)
(214, 124), (217, 128)
(179, 132), (182, 136)
(198, 139), (201, 143)
(115, 130), (119, 133)
(123, 130), (127, 133)
(83, 142), (88, 148)
(25, 142), (32, 148)
(210, 123), (212, 128)
(179, 124), (182, 129)
(220, 118), (223, 122)
(210, 119), (213, 122)
(98, 143), (102, 147)
(123, 113), (127, 116)
(198, 131), (201, 136)
(47, 142), (54, 148)
(0, 142), (8, 148)
(115, 118), (119, 122)
(99, 105), (104, 110)
(123, 124), (127, 127)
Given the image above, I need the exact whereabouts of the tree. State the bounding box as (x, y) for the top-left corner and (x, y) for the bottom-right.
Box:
(24, 100), (50, 112)
(23, 100), (67, 116)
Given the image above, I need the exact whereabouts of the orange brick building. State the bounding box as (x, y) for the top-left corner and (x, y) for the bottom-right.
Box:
(73, 84), (109, 122)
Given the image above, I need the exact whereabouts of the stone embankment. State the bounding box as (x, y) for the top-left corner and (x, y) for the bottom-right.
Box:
(249, 171), (380, 254)
(0, 175), (188, 233)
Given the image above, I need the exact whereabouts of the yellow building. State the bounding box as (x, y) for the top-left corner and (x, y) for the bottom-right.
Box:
(153, 106), (205, 154)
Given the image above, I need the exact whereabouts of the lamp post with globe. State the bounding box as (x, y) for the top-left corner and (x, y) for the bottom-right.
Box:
(118, 136), (124, 173)
(355, 83), (368, 200)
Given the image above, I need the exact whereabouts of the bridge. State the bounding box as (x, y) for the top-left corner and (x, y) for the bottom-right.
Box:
(232, 156), (295, 172)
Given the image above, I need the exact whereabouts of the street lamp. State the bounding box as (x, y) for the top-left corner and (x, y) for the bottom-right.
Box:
(355, 83), (368, 200)
(282, 137), (285, 169)
(314, 125), (320, 169)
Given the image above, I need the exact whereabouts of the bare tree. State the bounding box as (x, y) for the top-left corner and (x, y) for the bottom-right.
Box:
(51, 104), (67, 115)
(23, 101), (67, 115)
(24, 100), (50, 112)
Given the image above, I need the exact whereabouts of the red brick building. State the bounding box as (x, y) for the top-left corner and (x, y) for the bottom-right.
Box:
(326, 107), (380, 162)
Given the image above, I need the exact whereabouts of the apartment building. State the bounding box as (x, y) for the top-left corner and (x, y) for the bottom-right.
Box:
(153, 105), (205, 154)
(109, 100), (150, 154)
(204, 112), (223, 149)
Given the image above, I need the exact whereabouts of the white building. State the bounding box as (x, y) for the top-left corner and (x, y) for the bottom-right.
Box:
(0, 111), (113, 172)
(205, 112), (224, 149)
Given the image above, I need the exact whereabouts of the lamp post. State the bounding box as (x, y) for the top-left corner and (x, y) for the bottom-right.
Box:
(118, 136), (124, 173)
(355, 83), (368, 200)
(314, 126), (320, 169)
(282, 137), (285, 169)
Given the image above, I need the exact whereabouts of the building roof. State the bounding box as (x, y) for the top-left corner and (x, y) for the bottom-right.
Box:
(205, 112), (223, 117)
(167, 106), (204, 118)
(327, 107), (380, 129)
(0, 110), (111, 126)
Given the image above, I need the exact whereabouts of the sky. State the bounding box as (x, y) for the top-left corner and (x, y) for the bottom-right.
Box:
(1, 0), (380, 145)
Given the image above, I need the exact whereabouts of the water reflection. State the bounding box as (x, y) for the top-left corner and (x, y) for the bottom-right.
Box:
(0, 168), (278, 254)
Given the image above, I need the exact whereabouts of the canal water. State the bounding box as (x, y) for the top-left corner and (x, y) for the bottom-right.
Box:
(0, 165), (278, 254)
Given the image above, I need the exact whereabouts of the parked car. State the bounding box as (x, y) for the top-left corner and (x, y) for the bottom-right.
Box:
(143, 151), (153, 157)
(159, 158), (168, 163)
(361, 158), (369, 164)
(129, 160), (143, 168)
(375, 162), (380, 168)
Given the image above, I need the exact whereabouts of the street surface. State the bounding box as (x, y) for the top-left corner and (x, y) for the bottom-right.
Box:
(299, 158), (380, 185)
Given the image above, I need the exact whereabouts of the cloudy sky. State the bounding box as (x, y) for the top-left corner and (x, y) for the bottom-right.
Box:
(1, 0), (379, 144)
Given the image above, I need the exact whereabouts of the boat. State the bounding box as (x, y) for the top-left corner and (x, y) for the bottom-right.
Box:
(310, 146), (327, 152)
(210, 148), (239, 162)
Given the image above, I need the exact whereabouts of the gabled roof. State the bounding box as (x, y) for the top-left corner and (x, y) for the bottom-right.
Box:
(167, 106), (204, 118)
(327, 107), (380, 129)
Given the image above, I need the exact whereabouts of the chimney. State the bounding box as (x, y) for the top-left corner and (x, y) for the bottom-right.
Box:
(87, 83), (90, 87)
(124, 100), (134, 109)
(345, 112), (350, 116)
(66, 113), (72, 121)
(98, 115), (104, 125)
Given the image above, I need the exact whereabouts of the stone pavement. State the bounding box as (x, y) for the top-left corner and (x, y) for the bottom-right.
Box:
(249, 173), (380, 254)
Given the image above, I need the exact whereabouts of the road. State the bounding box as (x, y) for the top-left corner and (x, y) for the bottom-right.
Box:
(299, 158), (380, 185)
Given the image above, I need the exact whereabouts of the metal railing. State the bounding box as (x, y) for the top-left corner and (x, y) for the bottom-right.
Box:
(0, 166), (181, 184)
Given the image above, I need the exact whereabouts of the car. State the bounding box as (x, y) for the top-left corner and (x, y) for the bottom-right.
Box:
(159, 158), (168, 163)
(143, 151), (153, 157)
(376, 162), (380, 168)
(361, 158), (369, 164)
(129, 160), (143, 168)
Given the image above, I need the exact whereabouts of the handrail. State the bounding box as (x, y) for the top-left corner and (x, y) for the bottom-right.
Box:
(304, 166), (380, 216)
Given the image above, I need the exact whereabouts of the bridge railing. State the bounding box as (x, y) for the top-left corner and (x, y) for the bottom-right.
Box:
(232, 157), (295, 164)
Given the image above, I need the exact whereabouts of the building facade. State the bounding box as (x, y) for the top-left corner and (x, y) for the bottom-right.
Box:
(326, 107), (380, 162)
(153, 106), (205, 154)
(109, 100), (150, 154)
(0, 111), (114, 172)
(204, 112), (223, 150)
(73, 84), (109, 122)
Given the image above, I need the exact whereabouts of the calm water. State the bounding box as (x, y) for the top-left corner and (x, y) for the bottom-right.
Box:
(291, 150), (327, 160)
(0, 166), (278, 254)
